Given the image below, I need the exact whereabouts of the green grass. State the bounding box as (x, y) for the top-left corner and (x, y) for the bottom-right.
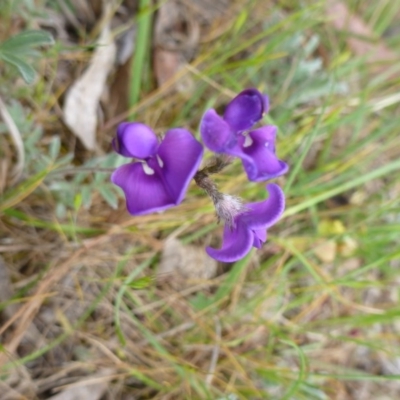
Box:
(1, 0), (400, 399)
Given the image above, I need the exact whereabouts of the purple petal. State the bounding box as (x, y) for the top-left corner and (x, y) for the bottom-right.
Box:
(113, 122), (158, 159)
(239, 126), (289, 181)
(241, 183), (285, 229)
(223, 88), (265, 132)
(157, 128), (203, 204)
(200, 109), (236, 152)
(252, 228), (267, 248)
(206, 221), (253, 262)
(111, 162), (176, 215)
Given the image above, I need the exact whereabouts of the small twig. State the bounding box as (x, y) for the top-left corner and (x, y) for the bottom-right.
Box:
(0, 95), (25, 184)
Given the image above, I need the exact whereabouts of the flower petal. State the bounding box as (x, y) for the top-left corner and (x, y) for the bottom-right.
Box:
(252, 228), (267, 248)
(113, 122), (158, 159)
(239, 126), (289, 181)
(157, 128), (203, 204)
(223, 88), (265, 132)
(241, 183), (285, 229)
(206, 221), (253, 262)
(111, 162), (175, 215)
(200, 109), (236, 152)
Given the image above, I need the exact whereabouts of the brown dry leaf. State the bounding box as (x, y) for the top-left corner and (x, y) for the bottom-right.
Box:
(158, 238), (217, 286)
(63, 23), (116, 150)
(326, 1), (396, 70)
(48, 369), (113, 400)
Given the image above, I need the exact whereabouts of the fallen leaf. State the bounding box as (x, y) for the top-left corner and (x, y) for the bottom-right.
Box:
(63, 23), (116, 150)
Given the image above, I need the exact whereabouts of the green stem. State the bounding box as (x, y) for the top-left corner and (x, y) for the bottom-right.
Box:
(129, 0), (152, 120)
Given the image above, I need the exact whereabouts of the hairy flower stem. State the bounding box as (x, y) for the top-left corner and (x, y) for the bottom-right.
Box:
(194, 170), (224, 205)
(202, 154), (233, 175)
(194, 155), (232, 204)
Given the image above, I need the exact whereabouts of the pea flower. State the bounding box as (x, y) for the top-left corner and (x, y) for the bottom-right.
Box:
(111, 122), (203, 215)
(200, 88), (288, 182)
(206, 183), (285, 262)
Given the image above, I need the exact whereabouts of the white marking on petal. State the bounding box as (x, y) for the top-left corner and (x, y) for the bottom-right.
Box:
(157, 155), (164, 168)
(142, 162), (155, 175)
(265, 141), (270, 147)
(243, 135), (253, 148)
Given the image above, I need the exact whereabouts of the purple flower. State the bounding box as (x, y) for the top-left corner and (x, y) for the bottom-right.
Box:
(206, 183), (285, 262)
(111, 122), (203, 215)
(200, 88), (288, 182)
